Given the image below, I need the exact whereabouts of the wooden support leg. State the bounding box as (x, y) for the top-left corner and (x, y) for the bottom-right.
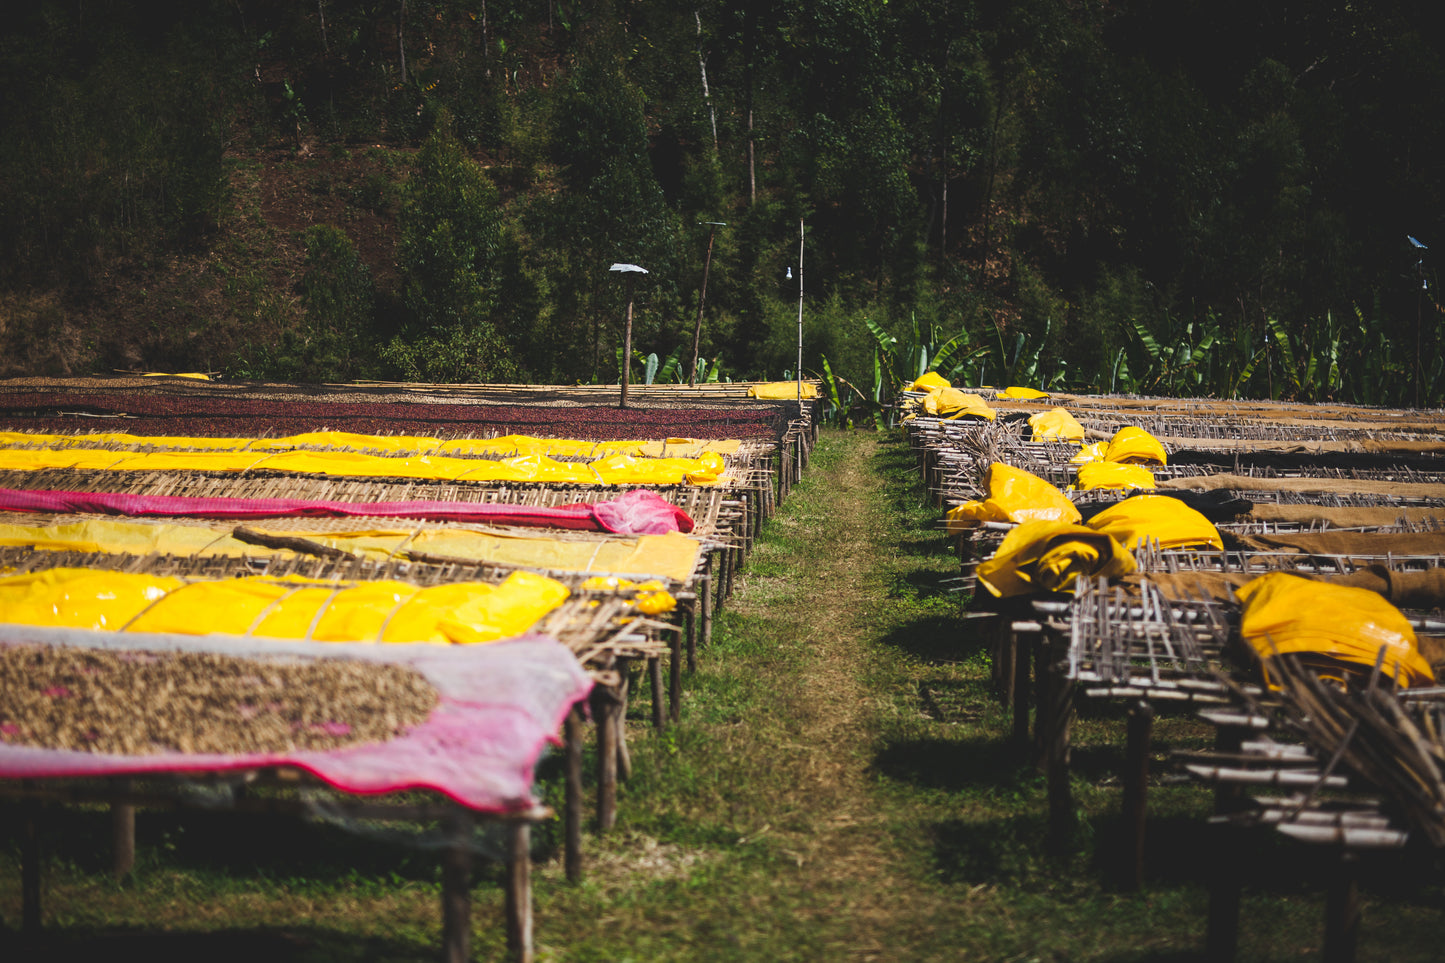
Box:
(701, 568), (714, 648)
(993, 614), (1015, 707)
(1323, 856), (1360, 963)
(22, 798), (41, 934)
(592, 683), (619, 832)
(1012, 636), (1033, 747)
(1204, 829), (1243, 963)
(564, 707), (583, 883)
(1121, 701), (1155, 892)
(649, 656), (666, 731)
(1041, 643), (1076, 858)
(504, 822), (534, 963)
(686, 602), (698, 673)
(1205, 725), (1248, 963)
(110, 776), (136, 880)
(440, 807), (473, 963)
(615, 663), (632, 783)
(669, 626), (683, 725)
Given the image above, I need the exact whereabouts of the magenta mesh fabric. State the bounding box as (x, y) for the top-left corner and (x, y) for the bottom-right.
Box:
(0, 627), (592, 813)
(0, 487), (694, 535)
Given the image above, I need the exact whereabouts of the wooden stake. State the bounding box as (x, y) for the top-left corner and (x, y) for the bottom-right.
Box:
(112, 777), (136, 880)
(440, 806), (473, 963)
(564, 707), (583, 882)
(504, 821), (534, 963)
(1122, 701), (1155, 892)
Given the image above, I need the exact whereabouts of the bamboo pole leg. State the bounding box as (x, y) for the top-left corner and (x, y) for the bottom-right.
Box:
(592, 683), (619, 832)
(686, 602), (698, 673)
(504, 822), (534, 963)
(649, 656), (665, 731)
(440, 807), (474, 963)
(994, 614), (1016, 707)
(1323, 856), (1360, 963)
(1012, 636), (1033, 747)
(111, 776), (136, 880)
(1204, 830), (1243, 963)
(616, 664), (632, 783)
(669, 627), (682, 725)
(564, 707), (584, 883)
(1042, 644), (1076, 858)
(1121, 701), (1155, 892)
(22, 800), (41, 933)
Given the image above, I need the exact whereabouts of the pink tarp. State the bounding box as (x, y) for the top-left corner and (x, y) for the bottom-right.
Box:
(0, 628), (592, 813)
(0, 487), (694, 535)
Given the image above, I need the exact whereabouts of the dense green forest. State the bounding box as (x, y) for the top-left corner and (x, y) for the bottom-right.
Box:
(2, 1), (1443, 410)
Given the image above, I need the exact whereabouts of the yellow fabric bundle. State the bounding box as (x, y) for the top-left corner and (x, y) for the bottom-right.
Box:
(1085, 494), (1223, 550)
(1237, 572), (1435, 689)
(998, 386), (1050, 400)
(1071, 441), (1108, 464)
(946, 463), (1082, 531)
(977, 519), (1137, 597)
(581, 576), (678, 614)
(1104, 426), (1168, 465)
(1028, 408), (1086, 442)
(1075, 462), (1157, 491)
(0, 568), (569, 644)
(747, 381), (818, 399)
(907, 371), (951, 393)
(923, 388), (997, 421)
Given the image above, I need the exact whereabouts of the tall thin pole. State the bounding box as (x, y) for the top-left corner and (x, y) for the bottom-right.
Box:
(621, 273), (635, 409)
(796, 219), (804, 401)
(691, 223), (723, 387)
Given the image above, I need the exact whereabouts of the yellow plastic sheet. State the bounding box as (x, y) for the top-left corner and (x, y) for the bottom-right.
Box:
(0, 430), (742, 461)
(923, 388), (997, 421)
(1075, 462), (1157, 491)
(977, 520), (1136, 597)
(0, 446), (727, 486)
(1085, 494), (1223, 551)
(1104, 426), (1168, 466)
(1237, 571), (1435, 689)
(0, 568), (569, 644)
(0, 519), (702, 581)
(907, 371), (951, 393)
(1071, 441), (1108, 465)
(946, 463), (1082, 531)
(1028, 408), (1086, 442)
(998, 386), (1050, 400)
(747, 381), (819, 400)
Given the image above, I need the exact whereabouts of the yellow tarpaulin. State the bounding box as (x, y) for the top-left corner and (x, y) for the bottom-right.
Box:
(1237, 571), (1435, 689)
(1104, 426), (1168, 466)
(976, 519), (1136, 597)
(747, 381), (819, 399)
(1028, 408), (1086, 442)
(0, 519), (703, 581)
(998, 386), (1050, 400)
(946, 463), (1082, 531)
(1075, 461), (1157, 491)
(0, 446), (727, 486)
(1071, 441), (1108, 464)
(0, 430), (742, 460)
(923, 388), (997, 421)
(1085, 494), (1223, 550)
(0, 567), (569, 644)
(907, 371), (951, 393)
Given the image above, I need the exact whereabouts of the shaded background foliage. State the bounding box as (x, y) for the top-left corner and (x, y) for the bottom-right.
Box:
(1, 0), (1442, 407)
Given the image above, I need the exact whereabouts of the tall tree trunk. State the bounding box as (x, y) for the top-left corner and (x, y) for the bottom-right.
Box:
(317, 0), (328, 52)
(696, 11), (718, 153)
(398, 0), (408, 85)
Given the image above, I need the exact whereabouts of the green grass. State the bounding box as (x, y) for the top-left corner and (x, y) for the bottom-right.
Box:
(3, 428), (1444, 960)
